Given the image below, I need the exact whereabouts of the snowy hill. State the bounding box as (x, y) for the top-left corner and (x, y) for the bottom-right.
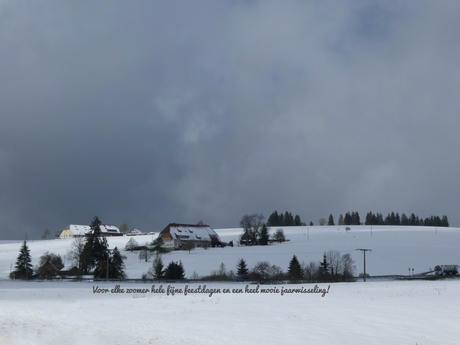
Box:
(1, 225), (460, 344)
(1, 225), (458, 279)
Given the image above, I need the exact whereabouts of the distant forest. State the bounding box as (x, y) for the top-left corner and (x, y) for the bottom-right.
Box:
(330, 211), (449, 227)
(267, 211), (306, 227)
(266, 210), (449, 228)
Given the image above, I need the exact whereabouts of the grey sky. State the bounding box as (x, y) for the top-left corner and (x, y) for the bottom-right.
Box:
(1, 1), (460, 239)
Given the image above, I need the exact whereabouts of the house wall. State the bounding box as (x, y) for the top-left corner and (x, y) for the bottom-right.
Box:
(59, 229), (73, 239)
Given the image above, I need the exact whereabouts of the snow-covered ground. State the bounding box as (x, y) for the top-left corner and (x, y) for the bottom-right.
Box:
(1, 225), (459, 279)
(1, 225), (460, 344)
(1, 279), (459, 345)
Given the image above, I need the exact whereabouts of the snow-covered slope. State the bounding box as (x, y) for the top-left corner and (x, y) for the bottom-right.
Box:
(1, 226), (460, 344)
(1, 225), (458, 279)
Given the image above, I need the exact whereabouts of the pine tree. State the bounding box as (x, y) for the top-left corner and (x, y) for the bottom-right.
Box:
(150, 237), (167, 254)
(294, 215), (302, 226)
(259, 224), (269, 245)
(81, 216), (110, 275)
(287, 255), (303, 281)
(237, 258), (249, 276)
(441, 215), (449, 227)
(400, 213), (408, 225)
(108, 247), (126, 279)
(11, 241), (34, 280)
(328, 214), (334, 226)
(153, 254), (164, 279)
(318, 252), (330, 280)
(164, 261), (185, 280)
(267, 211), (280, 227)
(338, 214), (344, 225)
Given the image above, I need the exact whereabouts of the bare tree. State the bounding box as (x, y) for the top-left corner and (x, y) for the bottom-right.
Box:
(326, 250), (342, 276)
(318, 217), (327, 226)
(303, 261), (319, 281)
(66, 237), (85, 269)
(42, 229), (50, 240)
(118, 223), (129, 234)
(138, 247), (152, 262)
(340, 253), (356, 280)
(240, 213), (264, 246)
(273, 228), (286, 243)
(124, 238), (139, 252)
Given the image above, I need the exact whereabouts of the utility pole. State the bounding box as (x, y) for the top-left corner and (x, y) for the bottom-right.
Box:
(356, 248), (372, 282)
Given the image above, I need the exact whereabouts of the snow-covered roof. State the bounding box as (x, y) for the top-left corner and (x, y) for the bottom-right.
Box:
(68, 224), (120, 236)
(128, 228), (144, 235)
(163, 224), (221, 243)
(69, 225), (91, 236)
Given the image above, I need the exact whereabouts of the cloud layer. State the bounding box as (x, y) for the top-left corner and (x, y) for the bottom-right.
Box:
(1, 1), (460, 239)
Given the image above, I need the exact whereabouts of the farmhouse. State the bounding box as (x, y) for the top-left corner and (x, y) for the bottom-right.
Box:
(59, 224), (122, 238)
(159, 223), (221, 250)
(126, 228), (145, 236)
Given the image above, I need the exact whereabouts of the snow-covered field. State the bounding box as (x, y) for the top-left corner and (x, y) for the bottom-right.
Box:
(1, 225), (460, 344)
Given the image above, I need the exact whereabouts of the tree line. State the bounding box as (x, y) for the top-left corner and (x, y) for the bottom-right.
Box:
(194, 251), (356, 283)
(267, 211), (306, 227)
(325, 211), (449, 227)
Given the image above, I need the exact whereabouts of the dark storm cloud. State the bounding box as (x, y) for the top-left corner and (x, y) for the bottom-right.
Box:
(1, 1), (460, 239)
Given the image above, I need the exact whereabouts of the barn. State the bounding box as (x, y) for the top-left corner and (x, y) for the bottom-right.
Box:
(59, 224), (122, 238)
(159, 223), (222, 250)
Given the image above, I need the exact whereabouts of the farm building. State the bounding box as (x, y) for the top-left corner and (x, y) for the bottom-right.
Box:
(158, 223), (221, 250)
(59, 224), (122, 238)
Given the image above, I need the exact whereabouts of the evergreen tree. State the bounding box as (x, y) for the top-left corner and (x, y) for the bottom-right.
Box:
(164, 261), (185, 280)
(338, 214), (344, 225)
(343, 212), (352, 225)
(365, 212), (374, 225)
(287, 255), (303, 281)
(108, 247), (126, 279)
(237, 258), (249, 276)
(153, 254), (164, 279)
(441, 215), (449, 227)
(294, 214), (302, 226)
(11, 241), (33, 280)
(259, 224), (269, 245)
(267, 211), (279, 227)
(318, 252), (330, 280)
(400, 213), (408, 225)
(150, 237), (167, 254)
(81, 216), (110, 275)
(328, 214), (334, 226)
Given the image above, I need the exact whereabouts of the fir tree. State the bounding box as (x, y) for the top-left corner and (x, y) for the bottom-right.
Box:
(318, 252), (330, 280)
(11, 241), (33, 280)
(150, 237), (167, 254)
(153, 254), (164, 279)
(287, 255), (303, 281)
(328, 214), (334, 226)
(81, 216), (110, 275)
(108, 247), (126, 279)
(164, 261), (185, 280)
(237, 258), (249, 276)
(338, 214), (344, 225)
(259, 224), (269, 245)
(267, 211), (280, 227)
